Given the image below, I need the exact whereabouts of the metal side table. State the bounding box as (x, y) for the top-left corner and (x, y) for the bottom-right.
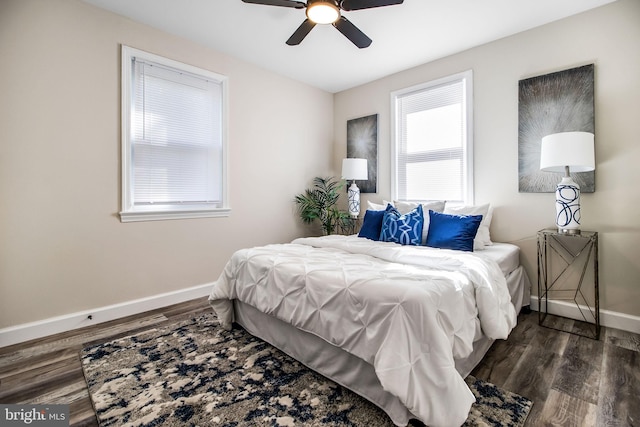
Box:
(537, 228), (600, 339)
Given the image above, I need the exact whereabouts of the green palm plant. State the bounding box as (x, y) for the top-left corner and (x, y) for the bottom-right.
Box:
(294, 176), (351, 235)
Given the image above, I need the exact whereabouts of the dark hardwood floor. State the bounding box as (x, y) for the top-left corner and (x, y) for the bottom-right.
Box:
(1, 297), (638, 426)
(473, 312), (640, 427)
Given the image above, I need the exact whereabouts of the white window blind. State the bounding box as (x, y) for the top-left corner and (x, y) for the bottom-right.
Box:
(132, 59), (222, 205)
(120, 46), (229, 222)
(391, 70), (473, 204)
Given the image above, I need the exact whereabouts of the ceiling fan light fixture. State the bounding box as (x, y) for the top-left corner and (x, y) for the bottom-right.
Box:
(306, 1), (340, 24)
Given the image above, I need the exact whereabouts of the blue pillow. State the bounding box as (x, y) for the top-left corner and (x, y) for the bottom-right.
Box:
(379, 204), (424, 246)
(426, 210), (483, 252)
(358, 209), (386, 241)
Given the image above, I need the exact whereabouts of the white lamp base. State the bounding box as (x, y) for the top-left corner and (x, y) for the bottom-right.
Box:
(347, 182), (361, 218)
(555, 176), (581, 234)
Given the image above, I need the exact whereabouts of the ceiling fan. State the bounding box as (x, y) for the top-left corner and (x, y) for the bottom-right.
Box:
(241, 0), (404, 48)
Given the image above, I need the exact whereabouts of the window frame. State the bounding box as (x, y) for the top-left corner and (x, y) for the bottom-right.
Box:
(390, 70), (474, 205)
(119, 45), (230, 223)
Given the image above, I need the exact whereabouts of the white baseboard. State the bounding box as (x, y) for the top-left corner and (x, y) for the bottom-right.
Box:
(4, 289), (638, 348)
(530, 296), (640, 335)
(0, 283), (213, 348)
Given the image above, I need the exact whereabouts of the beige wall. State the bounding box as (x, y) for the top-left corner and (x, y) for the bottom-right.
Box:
(0, 0), (334, 328)
(334, 0), (640, 317)
(1, 0), (638, 332)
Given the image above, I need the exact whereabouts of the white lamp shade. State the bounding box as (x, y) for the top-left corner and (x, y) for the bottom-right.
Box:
(540, 131), (595, 173)
(342, 158), (368, 180)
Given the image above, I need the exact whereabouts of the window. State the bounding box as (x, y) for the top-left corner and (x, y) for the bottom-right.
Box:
(120, 46), (229, 222)
(391, 70), (473, 204)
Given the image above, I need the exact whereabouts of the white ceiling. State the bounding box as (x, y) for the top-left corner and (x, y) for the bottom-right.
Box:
(82, 0), (615, 93)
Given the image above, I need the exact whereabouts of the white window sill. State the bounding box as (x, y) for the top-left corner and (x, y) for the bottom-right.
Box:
(119, 208), (231, 223)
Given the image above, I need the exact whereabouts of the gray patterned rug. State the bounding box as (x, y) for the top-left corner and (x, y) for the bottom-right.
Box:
(81, 313), (532, 426)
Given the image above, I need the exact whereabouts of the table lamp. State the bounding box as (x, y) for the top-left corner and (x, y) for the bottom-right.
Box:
(540, 131), (595, 234)
(341, 158), (368, 218)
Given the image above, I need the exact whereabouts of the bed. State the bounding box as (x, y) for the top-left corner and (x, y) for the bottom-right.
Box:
(208, 230), (530, 427)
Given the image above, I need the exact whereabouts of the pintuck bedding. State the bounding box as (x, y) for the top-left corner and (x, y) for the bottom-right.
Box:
(208, 234), (522, 427)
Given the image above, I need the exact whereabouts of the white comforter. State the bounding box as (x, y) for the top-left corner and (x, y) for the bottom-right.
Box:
(208, 235), (517, 427)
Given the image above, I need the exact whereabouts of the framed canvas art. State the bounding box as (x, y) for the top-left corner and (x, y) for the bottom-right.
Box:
(346, 114), (378, 193)
(518, 64), (595, 193)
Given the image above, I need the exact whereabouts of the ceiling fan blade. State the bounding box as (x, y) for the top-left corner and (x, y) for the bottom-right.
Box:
(242, 0), (305, 8)
(333, 16), (372, 48)
(340, 0), (403, 11)
(286, 19), (316, 45)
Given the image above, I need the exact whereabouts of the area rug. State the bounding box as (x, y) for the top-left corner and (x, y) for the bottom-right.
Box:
(81, 313), (532, 427)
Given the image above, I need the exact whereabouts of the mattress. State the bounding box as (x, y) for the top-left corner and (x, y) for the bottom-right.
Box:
(478, 242), (521, 277)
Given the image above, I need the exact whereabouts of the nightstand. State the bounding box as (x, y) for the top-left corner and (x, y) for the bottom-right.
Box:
(537, 228), (600, 339)
(336, 217), (361, 235)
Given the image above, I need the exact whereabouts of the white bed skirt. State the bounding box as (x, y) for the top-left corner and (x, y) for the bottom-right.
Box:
(232, 265), (530, 427)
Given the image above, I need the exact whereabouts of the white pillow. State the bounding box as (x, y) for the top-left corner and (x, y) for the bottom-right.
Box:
(443, 203), (492, 250)
(366, 200), (388, 211)
(393, 200), (445, 215)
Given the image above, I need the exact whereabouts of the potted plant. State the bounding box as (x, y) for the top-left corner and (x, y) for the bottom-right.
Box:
(294, 176), (352, 235)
